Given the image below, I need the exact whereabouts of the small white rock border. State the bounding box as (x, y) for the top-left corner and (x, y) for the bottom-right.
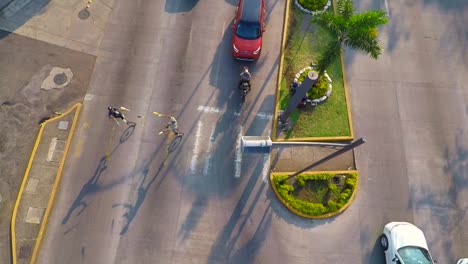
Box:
(294, 0), (331, 15)
(293, 65), (332, 104)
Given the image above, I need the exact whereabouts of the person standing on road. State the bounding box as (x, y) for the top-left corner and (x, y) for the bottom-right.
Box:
(108, 106), (131, 125)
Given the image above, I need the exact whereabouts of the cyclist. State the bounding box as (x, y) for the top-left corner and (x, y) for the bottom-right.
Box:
(158, 116), (183, 137)
(108, 106), (129, 125)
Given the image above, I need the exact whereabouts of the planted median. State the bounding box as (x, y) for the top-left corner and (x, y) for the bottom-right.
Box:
(270, 171), (358, 218)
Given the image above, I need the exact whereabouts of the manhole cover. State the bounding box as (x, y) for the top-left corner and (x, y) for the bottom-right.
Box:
(78, 9), (90, 19)
(18, 244), (32, 258)
(53, 73), (68, 85)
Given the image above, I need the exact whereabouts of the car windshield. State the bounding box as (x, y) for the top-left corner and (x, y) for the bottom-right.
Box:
(397, 246), (433, 264)
(236, 21), (261, 40)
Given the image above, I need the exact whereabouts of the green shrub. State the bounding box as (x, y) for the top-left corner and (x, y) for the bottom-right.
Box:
(273, 173), (357, 217)
(296, 69), (329, 99)
(328, 183), (339, 196)
(297, 177), (306, 187)
(298, 0), (328, 11)
(345, 173), (357, 188)
(339, 189), (352, 204)
(307, 74), (329, 99)
(327, 201), (339, 212)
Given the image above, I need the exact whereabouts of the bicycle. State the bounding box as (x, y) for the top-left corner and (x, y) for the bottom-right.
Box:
(158, 122), (184, 137)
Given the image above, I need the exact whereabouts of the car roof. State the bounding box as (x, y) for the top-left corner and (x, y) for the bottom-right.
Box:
(240, 0), (262, 22)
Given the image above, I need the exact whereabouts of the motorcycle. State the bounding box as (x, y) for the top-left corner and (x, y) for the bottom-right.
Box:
(239, 80), (250, 101)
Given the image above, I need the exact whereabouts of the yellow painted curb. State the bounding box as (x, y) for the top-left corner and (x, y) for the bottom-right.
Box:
(274, 135), (353, 142)
(10, 103), (82, 264)
(272, 0), (355, 142)
(269, 170), (359, 219)
(272, 0), (291, 140)
(333, 0), (355, 141)
(30, 103), (82, 264)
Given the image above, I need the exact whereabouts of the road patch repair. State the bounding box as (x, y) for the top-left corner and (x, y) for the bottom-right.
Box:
(11, 103), (82, 264)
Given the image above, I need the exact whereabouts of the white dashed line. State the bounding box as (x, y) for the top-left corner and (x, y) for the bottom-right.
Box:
(197, 105), (273, 120)
(190, 121), (203, 174)
(203, 126), (216, 176)
(197, 105), (222, 113)
(255, 112), (273, 120)
(234, 126), (243, 178)
(261, 153), (271, 182)
(384, 0), (390, 17)
(84, 93), (95, 101)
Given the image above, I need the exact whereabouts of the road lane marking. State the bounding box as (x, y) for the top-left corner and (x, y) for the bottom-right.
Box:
(255, 112), (274, 120)
(203, 125), (216, 176)
(234, 126), (243, 178)
(84, 93), (95, 101)
(197, 105), (222, 113)
(190, 121), (203, 174)
(384, 0), (390, 17)
(197, 105), (273, 120)
(262, 153), (271, 182)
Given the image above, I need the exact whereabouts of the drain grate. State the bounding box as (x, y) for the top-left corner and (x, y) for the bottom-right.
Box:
(78, 9), (90, 19)
(53, 73), (67, 85)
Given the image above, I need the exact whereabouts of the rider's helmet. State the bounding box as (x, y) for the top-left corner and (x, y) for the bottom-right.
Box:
(108, 106), (112, 111)
(242, 66), (249, 72)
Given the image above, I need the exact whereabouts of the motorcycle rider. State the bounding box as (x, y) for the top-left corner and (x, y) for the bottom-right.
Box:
(239, 66), (251, 91)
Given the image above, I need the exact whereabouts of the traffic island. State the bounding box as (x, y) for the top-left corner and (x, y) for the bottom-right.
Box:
(274, 0), (353, 141)
(11, 103), (82, 264)
(270, 171), (358, 219)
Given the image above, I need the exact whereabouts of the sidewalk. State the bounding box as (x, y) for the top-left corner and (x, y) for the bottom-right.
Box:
(11, 104), (81, 264)
(0, 0), (114, 56)
(270, 144), (355, 173)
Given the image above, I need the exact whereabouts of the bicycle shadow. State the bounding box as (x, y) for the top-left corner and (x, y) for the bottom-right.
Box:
(61, 125), (135, 225)
(111, 136), (181, 235)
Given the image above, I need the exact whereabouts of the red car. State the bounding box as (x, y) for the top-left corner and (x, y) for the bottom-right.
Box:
(231, 0), (266, 60)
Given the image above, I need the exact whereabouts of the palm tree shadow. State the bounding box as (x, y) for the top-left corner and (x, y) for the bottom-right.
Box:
(61, 125), (135, 225)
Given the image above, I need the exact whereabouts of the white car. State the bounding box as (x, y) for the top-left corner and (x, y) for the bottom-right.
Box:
(380, 222), (435, 264)
(457, 259), (468, 264)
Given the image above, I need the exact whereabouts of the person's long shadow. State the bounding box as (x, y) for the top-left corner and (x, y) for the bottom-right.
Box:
(229, 204), (272, 263)
(205, 152), (269, 263)
(61, 125), (136, 225)
(112, 136), (182, 235)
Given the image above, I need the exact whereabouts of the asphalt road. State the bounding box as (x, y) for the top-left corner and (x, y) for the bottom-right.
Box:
(36, 0), (468, 263)
(346, 0), (468, 263)
(37, 0), (284, 263)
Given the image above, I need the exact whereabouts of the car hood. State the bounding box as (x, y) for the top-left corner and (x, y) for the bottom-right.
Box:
(388, 222), (429, 250)
(233, 34), (262, 51)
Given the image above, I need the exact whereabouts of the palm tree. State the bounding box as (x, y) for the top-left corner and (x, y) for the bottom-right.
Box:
(312, 0), (389, 74)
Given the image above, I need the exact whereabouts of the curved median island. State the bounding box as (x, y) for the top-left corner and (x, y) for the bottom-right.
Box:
(270, 171), (358, 219)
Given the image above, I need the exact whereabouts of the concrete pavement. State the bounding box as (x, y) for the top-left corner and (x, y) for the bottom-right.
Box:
(11, 104), (81, 264)
(0, 0), (114, 56)
(346, 0), (468, 262)
(0, 0), (110, 262)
